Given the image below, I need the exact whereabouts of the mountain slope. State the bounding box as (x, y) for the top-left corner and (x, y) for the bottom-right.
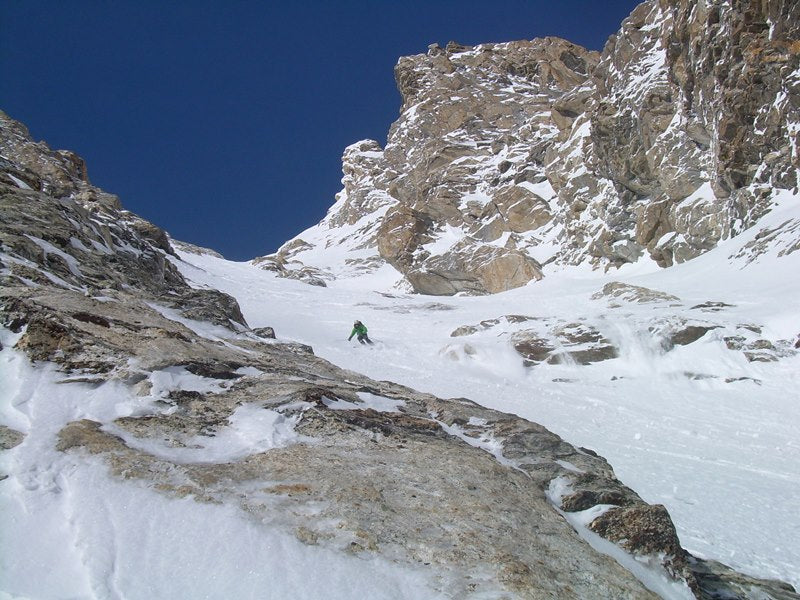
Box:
(177, 188), (800, 593)
(2, 108), (798, 597)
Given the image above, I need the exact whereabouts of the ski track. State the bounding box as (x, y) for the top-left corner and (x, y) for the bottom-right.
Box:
(171, 248), (800, 591)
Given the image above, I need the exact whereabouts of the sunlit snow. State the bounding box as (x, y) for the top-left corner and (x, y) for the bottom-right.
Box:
(166, 191), (800, 590)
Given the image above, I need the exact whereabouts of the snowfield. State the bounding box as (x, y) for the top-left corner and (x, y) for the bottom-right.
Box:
(169, 193), (800, 591)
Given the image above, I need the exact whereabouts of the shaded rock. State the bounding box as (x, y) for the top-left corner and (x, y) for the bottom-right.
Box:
(561, 489), (633, 512)
(376, 206), (433, 273)
(689, 556), (799, 600)
(550, 323), (619, 365)
(691, 301), (735, 312)
(280, 341), (315, 355)
(589, 504), (689, 578)
(452, 314), (537, 338)
(590, 503), (683, 557)
(404, 243), (544, 296)
(669, 325), (719, 347)
(548, 346), (619, 365)
(251, 255), (330, 287)
(182, 360), (245, 380)
(15, 314), (81, 362)
(0, 425), (25, 450)
(172, 288), (247, 329)
(744, 351), (779, 363)
(71, 311), (111, 328)
(502, 315), (536, 324)
(252, 326), (276, 339)
(511, 331), (555, 366)
(450, 325), (480, 337)
(492, 184), (553, 232)
(326, 407), (443, 438)
(555, 322), (605, 345)
(170, 239), (224, 259)
(510, 321), (619, 366)
(592, 281), (681, 304)
(723, 335), (747, 351)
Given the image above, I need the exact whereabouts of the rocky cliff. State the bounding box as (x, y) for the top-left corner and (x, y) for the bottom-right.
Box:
(2, 107), (799, 597)
(269, 0), (799, 295)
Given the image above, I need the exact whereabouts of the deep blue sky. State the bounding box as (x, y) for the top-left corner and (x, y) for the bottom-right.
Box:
(2, 1), (641, 260)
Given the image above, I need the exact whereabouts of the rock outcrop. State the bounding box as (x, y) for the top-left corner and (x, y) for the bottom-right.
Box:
(551, 0), (800, 269)
(446, 281), (797, 377)
(267, 0), (799, 294)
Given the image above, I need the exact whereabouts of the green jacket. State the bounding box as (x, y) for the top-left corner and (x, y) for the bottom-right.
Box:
(349, 323), (368, 340)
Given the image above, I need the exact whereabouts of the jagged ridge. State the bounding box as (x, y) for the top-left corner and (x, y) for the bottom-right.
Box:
(268, 0), (799, 295)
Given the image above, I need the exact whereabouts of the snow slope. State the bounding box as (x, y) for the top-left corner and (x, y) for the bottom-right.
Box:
(0, 328), (448, 600)
(172, 192), (800, 590)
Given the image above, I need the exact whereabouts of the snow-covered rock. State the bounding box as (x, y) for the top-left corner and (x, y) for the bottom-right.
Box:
(269, 0), (799, 293)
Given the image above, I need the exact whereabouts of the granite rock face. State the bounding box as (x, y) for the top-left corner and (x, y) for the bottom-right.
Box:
(555, 0), (800, 269)
(269, 0), (799, 293)
(3, 112), (796, 597)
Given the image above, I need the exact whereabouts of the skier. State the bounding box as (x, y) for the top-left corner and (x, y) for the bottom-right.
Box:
(348, 320), (373, 345)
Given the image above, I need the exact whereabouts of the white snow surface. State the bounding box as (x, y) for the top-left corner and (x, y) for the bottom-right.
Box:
(168, 192), (800, 591)
(1, 192), (799, 598)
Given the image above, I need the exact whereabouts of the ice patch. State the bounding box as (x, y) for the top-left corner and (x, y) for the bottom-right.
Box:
(235, 366), (263, 377)
(7, 173), (32, 190)
(437, 420), (518, 469)
(555, 459), (585, 473)
(69, 236), (91, 252)
(23, 235), (83, 277)
(108, 403), (305, 464)
(322, 392), (405, 413)
(148, 366), (232, 398)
